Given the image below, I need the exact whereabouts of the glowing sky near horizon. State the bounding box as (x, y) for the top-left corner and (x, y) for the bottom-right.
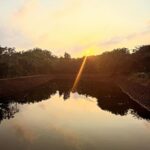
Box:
(0, 0), (150, 57)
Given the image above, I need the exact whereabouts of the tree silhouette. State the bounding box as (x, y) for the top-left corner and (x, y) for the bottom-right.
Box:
(64, 52), (71, 59)
(0, 45), (149, 78)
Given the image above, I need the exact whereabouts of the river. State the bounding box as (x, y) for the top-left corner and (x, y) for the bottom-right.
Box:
(0, 79), (150, 150)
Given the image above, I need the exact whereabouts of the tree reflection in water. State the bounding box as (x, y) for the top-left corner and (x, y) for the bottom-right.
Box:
(0, 102), (19, 123)
(0, 79), (150, 123)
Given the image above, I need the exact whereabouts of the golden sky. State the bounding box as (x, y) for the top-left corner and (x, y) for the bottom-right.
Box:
(0, 0), (150, 57)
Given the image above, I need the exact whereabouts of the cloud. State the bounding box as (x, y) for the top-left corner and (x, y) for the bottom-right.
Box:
(14, 0), (82, 29)
(12, 0), (84, 52)
(12, 122), (38, 143)
(146, 19), (150, 26)
(1, 0), (150, 56)
(144, 121), (150, 129)
(15, 0), (38, 19)
(0, 25), (33, 49)
(100, 25), (150, 47)
(12, 0), (101, 50)
(50, 0), (83, 19)
(50, 124), (83, 150)
(100, 36), (125, 47)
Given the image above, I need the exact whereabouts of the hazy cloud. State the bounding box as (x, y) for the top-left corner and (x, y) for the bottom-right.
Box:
(12, 122), (38, 143)
(100, 25), (150, 47)
(1, 0), (150, 56)
(0, 25), (33, 49)
(50, 124), (83, 150)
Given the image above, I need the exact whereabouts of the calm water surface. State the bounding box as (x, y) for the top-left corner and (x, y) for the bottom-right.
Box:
(0, 80), (150, 150)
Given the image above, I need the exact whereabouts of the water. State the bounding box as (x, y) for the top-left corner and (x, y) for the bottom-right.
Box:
(0, 79), (150, 150)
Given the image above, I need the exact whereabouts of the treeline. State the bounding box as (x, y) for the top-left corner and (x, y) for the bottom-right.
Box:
(0, 45), (150, 78)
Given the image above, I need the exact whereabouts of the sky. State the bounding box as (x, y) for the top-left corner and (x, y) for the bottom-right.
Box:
(0, 0), (150, 57)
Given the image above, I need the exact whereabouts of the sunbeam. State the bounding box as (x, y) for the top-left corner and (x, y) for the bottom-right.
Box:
(72, 56), (87, 92)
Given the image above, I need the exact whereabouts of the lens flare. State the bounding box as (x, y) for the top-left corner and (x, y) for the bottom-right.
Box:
(72, 56), (87, 92)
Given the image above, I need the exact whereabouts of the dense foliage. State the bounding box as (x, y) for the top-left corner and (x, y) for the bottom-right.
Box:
(0, 45), (150, 78)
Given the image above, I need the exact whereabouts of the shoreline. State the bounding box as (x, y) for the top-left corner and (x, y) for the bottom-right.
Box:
(117, 76), (150, 111)
(0, 74), (150, 111)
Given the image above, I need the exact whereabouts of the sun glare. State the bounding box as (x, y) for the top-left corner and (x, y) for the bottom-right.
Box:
(82, 48), (95, 57)
(72, 47), (96, 92)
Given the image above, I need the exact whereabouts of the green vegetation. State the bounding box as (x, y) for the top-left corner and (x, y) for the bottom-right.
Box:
(0, 45), (150, 78)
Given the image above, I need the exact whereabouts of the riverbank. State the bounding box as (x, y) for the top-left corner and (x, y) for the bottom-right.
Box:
(0, 74), (150, 111)
(117, 74), (150, 111)
(0, 74), (112, 97)
(0, 75), (54, 97)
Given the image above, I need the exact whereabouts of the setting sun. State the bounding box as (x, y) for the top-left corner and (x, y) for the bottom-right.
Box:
(82, 47), (96, 56)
